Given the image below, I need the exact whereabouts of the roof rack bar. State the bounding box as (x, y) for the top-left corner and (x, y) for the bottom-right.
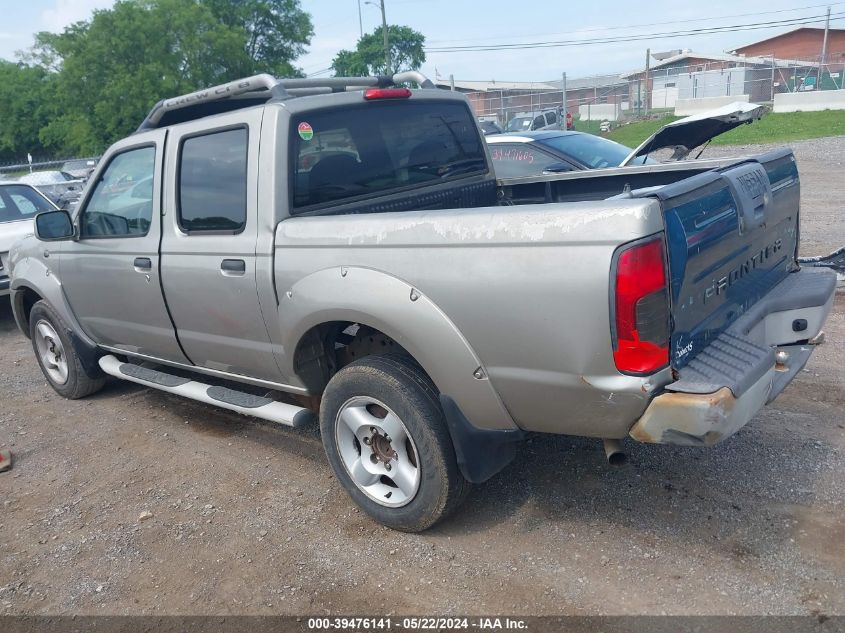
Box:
(276, 76), (384, 89)
(392, 71), (435, 89)
(273, 71), (434, 91)
(136, 71), (435, 131)
(139, 73), (280, 129)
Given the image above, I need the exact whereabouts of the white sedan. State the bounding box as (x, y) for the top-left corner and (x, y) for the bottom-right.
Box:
(0, 183), (58, 297)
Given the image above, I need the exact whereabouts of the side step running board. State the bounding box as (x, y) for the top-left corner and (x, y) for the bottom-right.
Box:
(98, 355), (314, 428)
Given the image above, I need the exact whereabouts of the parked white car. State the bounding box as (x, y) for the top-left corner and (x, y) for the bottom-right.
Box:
(0, 183), (57, 297)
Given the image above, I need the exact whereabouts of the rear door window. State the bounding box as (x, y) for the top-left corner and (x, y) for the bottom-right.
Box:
(489, 144), (562, 178)
(291, 101), (486, 211)
(178, 127), (248, 233)
(0, 186), (53, 223)
(539, 134), (635, 169)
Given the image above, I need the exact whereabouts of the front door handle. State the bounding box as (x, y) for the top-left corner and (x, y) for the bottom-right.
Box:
(133, 257), (152, 271)
(220, 259), (246, 276)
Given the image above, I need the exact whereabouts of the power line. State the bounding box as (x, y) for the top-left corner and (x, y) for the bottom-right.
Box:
(306, 67), (333, 77)
(426, 12), (842, 52)
(425, 12), (844, 53)
(426, 2), (845, 45)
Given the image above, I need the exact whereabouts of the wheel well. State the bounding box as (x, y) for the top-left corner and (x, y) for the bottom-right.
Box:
(293, 322), (410, 394)
(15, 286), (43, 337)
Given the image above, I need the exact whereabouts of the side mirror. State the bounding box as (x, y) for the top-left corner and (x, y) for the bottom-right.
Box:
(543, 162), (572, 174)
(35, 210), (75, 241)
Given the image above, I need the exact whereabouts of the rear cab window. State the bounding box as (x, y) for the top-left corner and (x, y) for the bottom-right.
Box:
(291, 101), (487, 211)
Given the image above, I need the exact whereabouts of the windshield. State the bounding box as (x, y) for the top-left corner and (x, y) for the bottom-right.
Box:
(539, 134), (653, 168)
(505, 117), (533, 132)
(0, 185), (54, 223)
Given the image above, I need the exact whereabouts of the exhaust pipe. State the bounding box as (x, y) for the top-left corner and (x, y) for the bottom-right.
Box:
(603, 439), (627, 466)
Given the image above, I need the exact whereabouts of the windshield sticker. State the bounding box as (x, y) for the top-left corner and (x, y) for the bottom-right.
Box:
(298, 122), (314, 141)
(491, 148), (535, 163)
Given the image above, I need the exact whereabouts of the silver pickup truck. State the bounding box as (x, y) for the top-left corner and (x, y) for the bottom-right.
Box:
(8, 73), (836, 531)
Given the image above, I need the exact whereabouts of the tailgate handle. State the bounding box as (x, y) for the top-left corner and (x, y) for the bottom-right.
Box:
(724, 163), (772, 235)
(133, 257), (152, 271)
(221, 259), (246, 276)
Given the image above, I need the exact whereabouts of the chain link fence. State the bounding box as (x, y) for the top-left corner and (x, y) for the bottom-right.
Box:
(449, 54), (844, 128)
(0, 156), (99, 179)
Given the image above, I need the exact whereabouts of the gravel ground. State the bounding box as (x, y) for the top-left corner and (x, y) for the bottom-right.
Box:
(1, 139), (844, 617)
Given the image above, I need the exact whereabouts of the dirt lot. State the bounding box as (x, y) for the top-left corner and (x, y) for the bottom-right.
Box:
(1, 138), (844, 617)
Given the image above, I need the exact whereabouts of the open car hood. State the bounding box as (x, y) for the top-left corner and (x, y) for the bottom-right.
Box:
(620, 102), (766, 166)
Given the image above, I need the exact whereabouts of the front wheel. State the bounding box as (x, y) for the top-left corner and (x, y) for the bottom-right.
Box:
(29, 301), (105, 399)
(320, 355), (468, 532)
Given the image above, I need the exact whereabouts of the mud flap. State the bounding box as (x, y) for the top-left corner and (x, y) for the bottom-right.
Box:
(439, 394), (524, 483)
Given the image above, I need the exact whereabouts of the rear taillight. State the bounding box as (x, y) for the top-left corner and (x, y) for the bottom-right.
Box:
(612, 236), (670, 374)
(363, 88), (412, 100)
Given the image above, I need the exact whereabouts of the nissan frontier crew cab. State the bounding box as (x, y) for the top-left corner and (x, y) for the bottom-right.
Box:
(9, 72), (836, 531)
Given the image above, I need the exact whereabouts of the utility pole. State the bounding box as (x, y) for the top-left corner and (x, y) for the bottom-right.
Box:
(637, 79), (641, 116)
(771, 53), (776, 102)
(357, 0), (363, 38)
(449, 74), (455, 91)
(561, 72), (567, 128)
(379, 0), (390, 75)
(644, 48), (651, 116)
(818, 5), (831, 87)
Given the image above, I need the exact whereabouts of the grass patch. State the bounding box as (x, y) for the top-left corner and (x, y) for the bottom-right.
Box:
(572, 119), (602, 135)
(606, 110), (845, 148)
(606, 118), (679, 148)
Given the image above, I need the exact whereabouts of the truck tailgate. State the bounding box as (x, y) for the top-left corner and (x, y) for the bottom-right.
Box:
(628, 148), (837, 446)
(647, 148), (801, 370)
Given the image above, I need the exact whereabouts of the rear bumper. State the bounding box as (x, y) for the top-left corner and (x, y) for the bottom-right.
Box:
(629, 268), (836, 446)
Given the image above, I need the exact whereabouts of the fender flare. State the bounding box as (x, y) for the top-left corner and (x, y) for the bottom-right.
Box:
(11, 257), (97, 350)
(279, 266), (517, 432)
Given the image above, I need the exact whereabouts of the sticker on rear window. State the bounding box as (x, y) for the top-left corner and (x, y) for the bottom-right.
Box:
(298, 122), (314, 141)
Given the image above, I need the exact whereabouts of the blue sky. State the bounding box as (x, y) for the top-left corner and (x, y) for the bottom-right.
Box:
(1, 0), (842, 81)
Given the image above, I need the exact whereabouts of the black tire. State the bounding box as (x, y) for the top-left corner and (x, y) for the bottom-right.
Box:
(29, 300), (105, 399)
(320, 354), (469, 532)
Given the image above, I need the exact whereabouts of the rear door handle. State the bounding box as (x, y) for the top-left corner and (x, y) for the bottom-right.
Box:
(133, 257), (152, 271)
(220, 259), (246, 276)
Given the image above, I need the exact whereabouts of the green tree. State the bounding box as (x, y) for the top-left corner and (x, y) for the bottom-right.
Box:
(0, 62), (54, 160)
(332, 25), (425, 77)
(26, 0), (312, 155)
(203, 0), (313, 77)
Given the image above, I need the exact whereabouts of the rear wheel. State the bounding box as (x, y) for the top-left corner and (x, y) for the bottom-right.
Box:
(320, 355), (468, 532)
(29, 301), (105, 399)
